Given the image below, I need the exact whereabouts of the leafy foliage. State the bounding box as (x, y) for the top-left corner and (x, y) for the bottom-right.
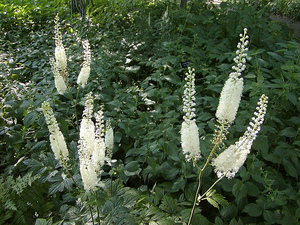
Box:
(0, 0), (299, 224)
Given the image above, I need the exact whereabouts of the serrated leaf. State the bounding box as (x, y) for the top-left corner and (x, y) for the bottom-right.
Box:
(207, 197), (219, 209)
(160, 196), (178, 214)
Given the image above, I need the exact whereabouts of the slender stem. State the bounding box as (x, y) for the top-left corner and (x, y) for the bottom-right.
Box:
(187, 122), (227, 224)
(188, 168), (203, 224)
(201, 174), (225, 200)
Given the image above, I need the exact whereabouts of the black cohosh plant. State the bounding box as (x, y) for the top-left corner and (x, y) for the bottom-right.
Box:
(180, 28), (268, 224)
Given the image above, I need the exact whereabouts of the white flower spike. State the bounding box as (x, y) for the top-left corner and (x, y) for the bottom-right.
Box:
(181, 67), (201, 162)
(212, 94), (268, 179)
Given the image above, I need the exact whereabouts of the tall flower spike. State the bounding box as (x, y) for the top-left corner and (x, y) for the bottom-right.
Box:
(54, 15), (67, 74)
(212, 94), (268, 179)
(181, 67), (201, 162)
(78, 93), (107, 191)
(42, 101), (69, 163)
(216, 28), (249, 123)
(77, 39), (91, 88)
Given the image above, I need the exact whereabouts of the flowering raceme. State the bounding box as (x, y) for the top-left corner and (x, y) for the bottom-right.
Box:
(181, 67), (201, 161)
(42, 101), (69, 163)
(216, 28), (249, 124)
(51, 15), (68, 95)
(77, 40), (91, 88)
(78, 93), (107, 191)
(212, 94), (268, 179)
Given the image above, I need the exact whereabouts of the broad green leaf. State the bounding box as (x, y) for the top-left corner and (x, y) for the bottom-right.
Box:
(232, 181), (247, 200)
(243, 203), (262, 217)
(283, 159), (298, 178)
(285, 92), (297, 105)
(263, 210), (282, 224)
(267, 51), (285, 62)
(280, 127), (297, 138)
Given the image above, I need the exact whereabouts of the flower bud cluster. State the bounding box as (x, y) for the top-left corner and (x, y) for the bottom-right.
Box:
(181, 67), (201, 162)
(229, 28), (249, 80)
(42, 101), (69, 163)
(77, 40), (91, 88)
(212, 94), (268, 179)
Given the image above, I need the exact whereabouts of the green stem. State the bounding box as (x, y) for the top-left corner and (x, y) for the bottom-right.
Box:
(187, 122), (227, 224)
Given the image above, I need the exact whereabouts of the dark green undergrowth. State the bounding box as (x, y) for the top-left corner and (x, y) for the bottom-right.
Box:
(0, 0), (299, 224)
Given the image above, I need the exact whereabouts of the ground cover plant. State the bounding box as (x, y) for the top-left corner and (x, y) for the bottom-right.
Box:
(0, 0), (299, 224)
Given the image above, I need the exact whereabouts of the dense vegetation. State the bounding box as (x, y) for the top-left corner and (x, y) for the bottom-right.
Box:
(0, 0), (299, 224)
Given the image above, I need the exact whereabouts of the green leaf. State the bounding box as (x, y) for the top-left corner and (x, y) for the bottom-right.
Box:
(124, 161), (141, 176)
(171, 177), (185, 192)
(263, 210), (282, 224)
(245, 182), (260, 197)
(35, 218), (53, 225)
(267, 51), (285, 62)
(243, 203), (262, 217)
(285, 92), (297, 105)
(23, 111), (38, 128)
(283, 159), (298, 178)
(280, 127), (297, 138)
(232, 181), (247, 200)
(160, 196), (178, 214)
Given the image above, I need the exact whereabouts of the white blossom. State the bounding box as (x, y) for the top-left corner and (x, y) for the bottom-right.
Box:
(216, 28), (249, 123)
(78, 93), (107, 191)
(212, 94), (268, 179)
(42, 101), (69, 163)
(77, 66), (91, 88)
(105, 122), (114, 151)
(181, 120), (201, 161)
(216, 77), (244, 123)
(93, 110), (106, 170)
(55, 46), (67, 72)
(181, 67), (201, 161)
(54, 15), (67, 73)
(77, 40), (91, 88)
(54, 74), (67, 95)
